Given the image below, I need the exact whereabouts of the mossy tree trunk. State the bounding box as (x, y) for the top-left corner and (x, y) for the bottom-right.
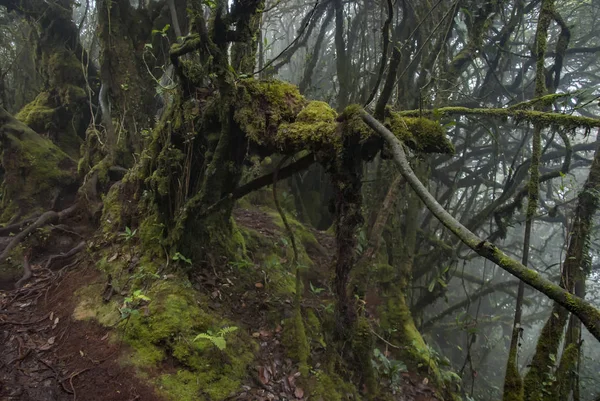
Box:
(0, 0), (96, 160)
(103, 0), (265, 264)
(522, 133), (600, 401)
(93, 0), (167, 170)
(0, 0), (92, 220)
(504, 0), (553, 398)
(0, 107), (78, 221)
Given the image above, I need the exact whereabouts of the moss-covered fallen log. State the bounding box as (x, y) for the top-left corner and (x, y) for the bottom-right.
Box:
(361, 110), (600, 342)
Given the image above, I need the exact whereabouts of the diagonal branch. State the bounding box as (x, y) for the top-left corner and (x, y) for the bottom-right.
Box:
(360, 110), (600, 342)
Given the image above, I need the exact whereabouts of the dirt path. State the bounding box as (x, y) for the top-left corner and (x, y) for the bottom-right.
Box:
(0, 257), (163, 401)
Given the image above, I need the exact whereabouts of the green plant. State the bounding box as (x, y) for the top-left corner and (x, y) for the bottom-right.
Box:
(230, 259), (253, 269)
(120, 226), (137, 241)
(372, 348), (407, 393)
(119, 289), (150, 319)
(193, 326), (238, 351)
(151, 23), (171, 39)
(172, 251), (192, 265)
(309, 282), (325, 295)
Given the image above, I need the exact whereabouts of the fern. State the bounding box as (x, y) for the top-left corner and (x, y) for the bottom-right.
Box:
(193, 326), (238, 351)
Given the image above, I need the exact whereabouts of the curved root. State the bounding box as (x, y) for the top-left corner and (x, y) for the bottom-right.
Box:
(14, 256), (32, 289)
(44, 241), (86, 269)
(0, 204), (78, 265)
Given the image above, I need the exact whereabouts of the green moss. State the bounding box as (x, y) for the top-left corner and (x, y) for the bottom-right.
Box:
(379, 292), (444, 387)
(156, 370), (202, 401)
(309, 369), (359, 401)
(15, 92), (57, 133)
(385, 111), (454, 154)
(276, 101), (339, 151)
(266, 208), (317, 267)
(503, 352), (524, 401)
(120, 280), (256, 401)
(73, 282), (121, 326)
(305, 309), (326, 347)
(282, 308), (310, 376)
(551, 343), (579, 401)
(234, 78), (306, 145)
(398, 106), (600, 133)
(0, 110), (77, 219)
(100, 183), (126, 235)
(351, 317), (377, 397)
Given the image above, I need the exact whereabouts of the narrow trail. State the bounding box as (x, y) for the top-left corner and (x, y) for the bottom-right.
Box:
(0, 220), (162, 401)
(0, 207), (441, 401)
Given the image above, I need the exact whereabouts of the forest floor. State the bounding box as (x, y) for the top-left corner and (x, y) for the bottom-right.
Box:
(0, 207), (441, 401)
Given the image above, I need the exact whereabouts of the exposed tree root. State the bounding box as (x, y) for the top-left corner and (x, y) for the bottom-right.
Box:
(0, 204), (78, 265)
(14, 256), (32, 289)
(0, 214), (41, 236)
(44, 241), (86, 270)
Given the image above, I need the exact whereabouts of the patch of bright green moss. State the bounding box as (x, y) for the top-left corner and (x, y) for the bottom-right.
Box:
(234, 78), (306, 145)
(385, 112), (454, 154)
(16, 92), (57, 133)
(309, 368), (359, 401)
(73, 282), (121, 326)
(378, 292), (444, 387)
(121, 280), (256, 401)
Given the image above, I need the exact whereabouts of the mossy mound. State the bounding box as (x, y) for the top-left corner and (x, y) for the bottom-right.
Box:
(385, 111), (455, 154)
(234, 79), (307, 146)
(234, 80), (453, 158)
(74, 271), (256, 401)
(276, 101), (340, 153)
(16, 49), (88, 158)
(0, 107), (77, 221)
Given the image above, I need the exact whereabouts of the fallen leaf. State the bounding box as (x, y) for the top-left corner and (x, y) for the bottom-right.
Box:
(422, 377), (429, 385)
(275, 325), (282, 333)
(108, 253), (119, 262)
(252, 332), (261, 338)
(287, 373), (296, 387)
(79, 350), (85, 357)
(255, 282), (264, 289)
(294, 387), (304, 398)
(101, 333), (109, 341)
(258, 366), (270, 385)
(259, 330), (271, 338)
(47, 336), (56, 345)
(49, 312), (54, 321)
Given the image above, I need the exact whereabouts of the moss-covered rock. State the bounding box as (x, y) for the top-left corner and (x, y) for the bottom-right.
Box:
(0, 107), (77, 221)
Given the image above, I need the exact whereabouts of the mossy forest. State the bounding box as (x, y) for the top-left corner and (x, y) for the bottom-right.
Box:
(1, 0), (600, 400)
